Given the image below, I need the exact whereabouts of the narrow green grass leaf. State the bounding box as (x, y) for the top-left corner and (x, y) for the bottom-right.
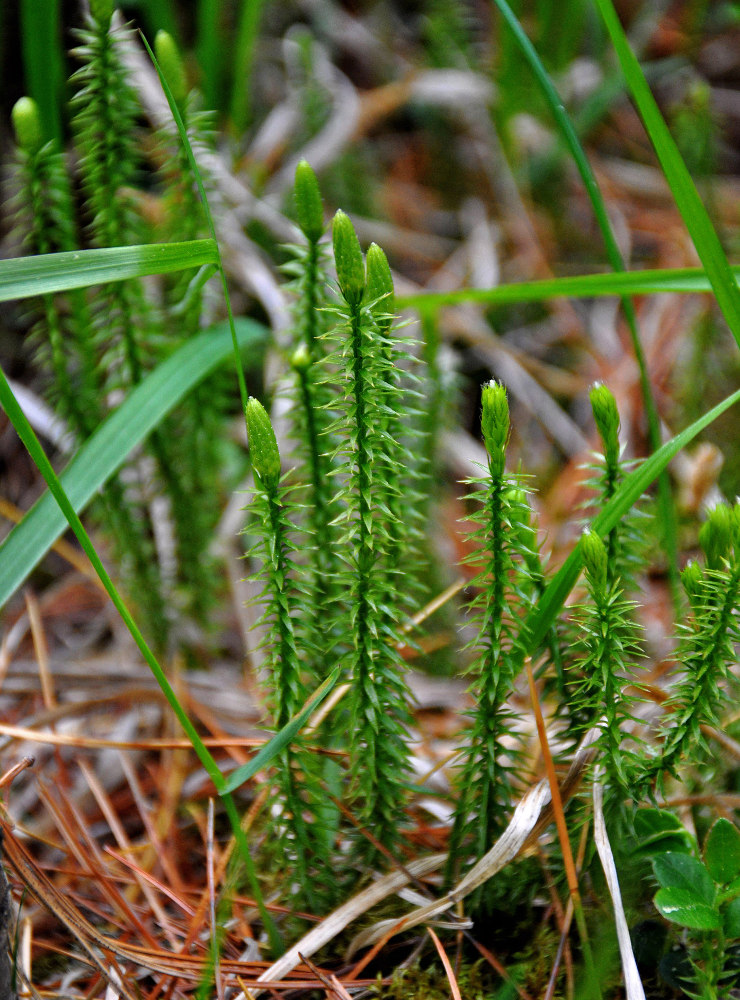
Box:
(0, 319), (266, 610)
(222, 668), (342, 793)
(499, 0), (679, 604)
(396, 264), (740, 312)
(0, 363), (226, 791)
(521, 385), (740, 654)
(0, 354), (282, 955)
(20, 0), (63, 145)
(229, 0), (269, 131)
(139, 32), (250, 419)
(1, 330), (284, 950)
(0, 241), (219, 303)
(594, 0), (740, 346)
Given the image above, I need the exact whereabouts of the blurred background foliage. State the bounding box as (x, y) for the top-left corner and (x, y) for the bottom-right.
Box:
(3, 0), (740, 551)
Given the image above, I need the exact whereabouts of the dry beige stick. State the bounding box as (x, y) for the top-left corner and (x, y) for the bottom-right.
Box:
(243, 727), (600, 999)
(235, 853), (449, 999)
(346, 727), (600, 958)
(593, 779), (646, 1000)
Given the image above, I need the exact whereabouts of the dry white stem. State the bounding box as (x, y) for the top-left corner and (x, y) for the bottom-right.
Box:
(593, 779), (646, 1000)
(236, 853), (448, 999)
(238, 729), (600, 1000)
(347, 727), (600, 956)
(345, 780), (551, 958)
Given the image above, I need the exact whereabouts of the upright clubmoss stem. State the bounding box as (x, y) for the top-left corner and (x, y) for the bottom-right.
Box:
(589, 383), (621, 584)
(574, 529), (643, 791)
(447, 382), (531, 896)
(245, 397), (329, 909)
(331, 211), (412, 861)
(642, 502), (740, 791)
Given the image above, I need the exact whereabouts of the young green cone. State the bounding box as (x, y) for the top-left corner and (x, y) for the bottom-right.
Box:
(294, 160), (324, 244)
(481, 380), (509, 475)
(246, 397), (281, 492)
(154, 31), (188, 106)
(332, 210), (365, 307)
(12, 97), (43, 153)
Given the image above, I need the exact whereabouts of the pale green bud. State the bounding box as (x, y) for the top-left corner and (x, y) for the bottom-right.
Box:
(332, 209), (365, 307)
(155, 31), (187, 106)
(700, 503), (732, 570)
(581, 529), (608, 592)
(246, 397), (281, 492)
(89, 0), (114, 28)
(290, 343), (310, 373)
(589, 382), (620, 466)
(366, 243), (394, 331)
(480, 380), (509, 475)
(294, 160), (324, 244)
(11, 97), (43, 153)
(681, 560), (703, 603)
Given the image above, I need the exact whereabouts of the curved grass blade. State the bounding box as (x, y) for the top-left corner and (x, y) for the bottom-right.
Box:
(222, 668), (342, 793)
(0, 351), (293, 955)
(0, 241), (219, 303)
(139, 32), (249, 418)
(0, 318), (265, 610)
(396, 264), (740, 312)
(497, 0), (681, 600)
(594, 0), (740, 345)
(521, 385), (740, 656)
(20, 0), (63, 145)
(0, 363), (226, 789)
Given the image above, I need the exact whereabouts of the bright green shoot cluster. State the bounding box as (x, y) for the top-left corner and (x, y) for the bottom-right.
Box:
(248, 268), (740, 910)
(637, 500), (740, 794)
(11, 15), (225, 652)
(246, 164), (423, 886)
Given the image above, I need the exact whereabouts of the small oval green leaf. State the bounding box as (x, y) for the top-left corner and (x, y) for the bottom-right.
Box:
(653, 853), (715, 906)
(633, 809), (695, 858)
(724, 897), (740, 939)
(654, 888), (720, 931)
(704, 819), (740, 885)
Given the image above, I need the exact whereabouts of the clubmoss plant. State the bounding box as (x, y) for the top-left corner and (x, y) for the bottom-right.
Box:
(446, 381), (537, 888)
(568, 529), (644, 792)
(637, 501), (740, 794)
(244, 397), (331, 910)
(327, 209), (415, 862)
(588, 381), (645, 591)
(11, 92), (168, 648)
(11, 7), (235, 651)
(71, 2), (181, 648)
(10, 96), (100, 437)
(365, 241), (425, 612)
(284, 161), (343, 675)
(153, 30), (226, 630)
